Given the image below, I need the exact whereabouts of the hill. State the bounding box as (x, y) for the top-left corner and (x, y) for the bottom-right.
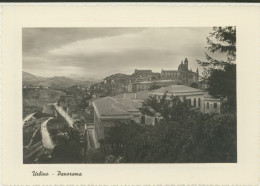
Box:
(23, 71), (95, 89)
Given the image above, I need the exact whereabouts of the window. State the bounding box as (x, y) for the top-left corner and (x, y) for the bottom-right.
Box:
(187, 99), (191, 106)
(198, 98), (201, 107)
(154, 118), (158, 125)
(141, 115), (145, 124)
(194, 98), (196, 107)
(207, 102), (209, 109)
(214, 103), (218, 108)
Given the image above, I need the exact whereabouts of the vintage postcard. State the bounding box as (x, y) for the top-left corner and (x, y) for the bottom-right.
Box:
(1, 4), (260, 185)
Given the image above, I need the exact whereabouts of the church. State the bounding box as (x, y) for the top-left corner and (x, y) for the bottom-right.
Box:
(160, 58), (199, 86)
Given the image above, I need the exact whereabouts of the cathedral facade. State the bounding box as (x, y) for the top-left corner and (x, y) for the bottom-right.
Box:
(160, 58), (199, 86)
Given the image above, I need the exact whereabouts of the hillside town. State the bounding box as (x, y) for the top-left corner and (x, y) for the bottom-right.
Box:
(23, 57), (232, 163)
(23, 27), (236, 163)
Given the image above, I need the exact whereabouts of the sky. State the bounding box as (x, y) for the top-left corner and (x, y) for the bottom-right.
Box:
(23, 27), (214, 79)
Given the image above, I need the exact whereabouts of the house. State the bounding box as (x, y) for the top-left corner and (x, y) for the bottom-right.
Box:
(203, 93), (227, 114)
(127, 80), (179, 92)
(133, 69), (153, 77)
(150, 85), (224, 114)
(92, 96), (142, 141)
(92, 95), (159, 141)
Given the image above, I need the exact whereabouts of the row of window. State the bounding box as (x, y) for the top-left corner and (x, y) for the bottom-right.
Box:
(190, 98), (218, 109)
(206, 102), (218, 109)
(156, 96), (218, 110)
(163, 72), (193, 77)
(187, 98), (201, 107)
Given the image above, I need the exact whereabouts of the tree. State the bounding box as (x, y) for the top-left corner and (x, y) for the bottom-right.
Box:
(190, 82), (198, 89)
(51, 128), (82, 163)
(197, 26), (236, 111)
(148, 84), (162, 90)
(106, 111), (236, 163)
(197, 26), (236, 70)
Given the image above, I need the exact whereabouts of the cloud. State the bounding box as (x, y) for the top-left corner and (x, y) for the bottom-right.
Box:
(23, 27), (213, 78)
(49, 28), (210, 57)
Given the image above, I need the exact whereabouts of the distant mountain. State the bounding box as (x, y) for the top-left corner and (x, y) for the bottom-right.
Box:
(67, 74), (102, 83)
(22, 71), (96, 89)
(22, 71), (47, 82)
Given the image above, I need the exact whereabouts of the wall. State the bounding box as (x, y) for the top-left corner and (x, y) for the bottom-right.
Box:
(183, 95), (205, 113)
(203, 100), (221, 114)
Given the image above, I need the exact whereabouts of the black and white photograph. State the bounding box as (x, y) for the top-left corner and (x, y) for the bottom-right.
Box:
(22, 27), (237, 164)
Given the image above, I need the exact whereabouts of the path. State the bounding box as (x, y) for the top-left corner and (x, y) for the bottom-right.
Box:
(53, 103), (74, 128)
(41, 117), (54, 149)
(23, 112), (36, 126)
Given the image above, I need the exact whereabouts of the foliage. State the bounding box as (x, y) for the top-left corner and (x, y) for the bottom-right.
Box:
(51, 128), (82, 163)
(84, 150), (106, 163)
(106, 96), (236, 163)
(33, 111), (52, 119)
(139, 93), (169, 117)
(197, 26), (236, 70)
(140, 94), (200, 122)
(190, 82), (198, 88)
(148, 84), (162, 90)
(207, 63), (236, 111)
(196, 26), (236, 112)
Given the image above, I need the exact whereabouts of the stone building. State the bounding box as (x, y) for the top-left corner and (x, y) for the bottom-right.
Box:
(92, 96), (142, 140)
(127, 80), (179, 92)
(92, 95), (159, 141)
(133, 69), (153, 77)
(161, 58), (199, 86)
(150, 85), (205, 112)
(149, 85), (225, 114)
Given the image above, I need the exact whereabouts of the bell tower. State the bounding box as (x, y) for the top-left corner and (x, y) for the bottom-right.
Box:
(184, 58), (188, 71)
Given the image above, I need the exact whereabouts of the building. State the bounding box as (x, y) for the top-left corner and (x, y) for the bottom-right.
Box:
(92, 85), (224, 144)
(133, 69), (153, 77)
(113, 90), (151, 102)
(92, 96), (142, 140)
(150, 85), (206, 112)
(203, 93), (226, 114)
(149, 85), (224, 114)
(92, 95), (158, 141)
(161, 58), (199, 86)
(127, 80), (179, 92)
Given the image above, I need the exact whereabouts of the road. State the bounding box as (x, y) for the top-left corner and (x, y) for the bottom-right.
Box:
(41, 117), (54, 149)
(23, 112), (36, 126)
(53, 103), (74, 128)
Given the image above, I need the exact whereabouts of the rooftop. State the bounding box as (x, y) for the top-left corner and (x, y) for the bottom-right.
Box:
(113, 90), (150, 101)
(204, 92), (227, 101)
(92, 96), (142, 119)
(151, 85), (205, 95)
(161, 70), (178, 72)
(130, 79), (179, 85)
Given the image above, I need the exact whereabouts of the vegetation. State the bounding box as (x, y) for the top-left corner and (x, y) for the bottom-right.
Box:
(104, 26), (237, 163)
(190, 82), (198, 89)
(33, 111), (52, 119)
(197, 26), (236, 112)
(148, 84), (162, 90)
(106, 95), (237, 163)
(51, 127), (82, 163)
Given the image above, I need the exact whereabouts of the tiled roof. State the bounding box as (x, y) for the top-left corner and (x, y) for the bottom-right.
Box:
(152, 85), (204, 94)
(93, 96), (142, 118)
(113, 90), (150, 101)
(161, 70), (178, 72)
(204, 92), (227, 101)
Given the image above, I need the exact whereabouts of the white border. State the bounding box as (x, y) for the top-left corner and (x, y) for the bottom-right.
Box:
(1, 4), (260, 185)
